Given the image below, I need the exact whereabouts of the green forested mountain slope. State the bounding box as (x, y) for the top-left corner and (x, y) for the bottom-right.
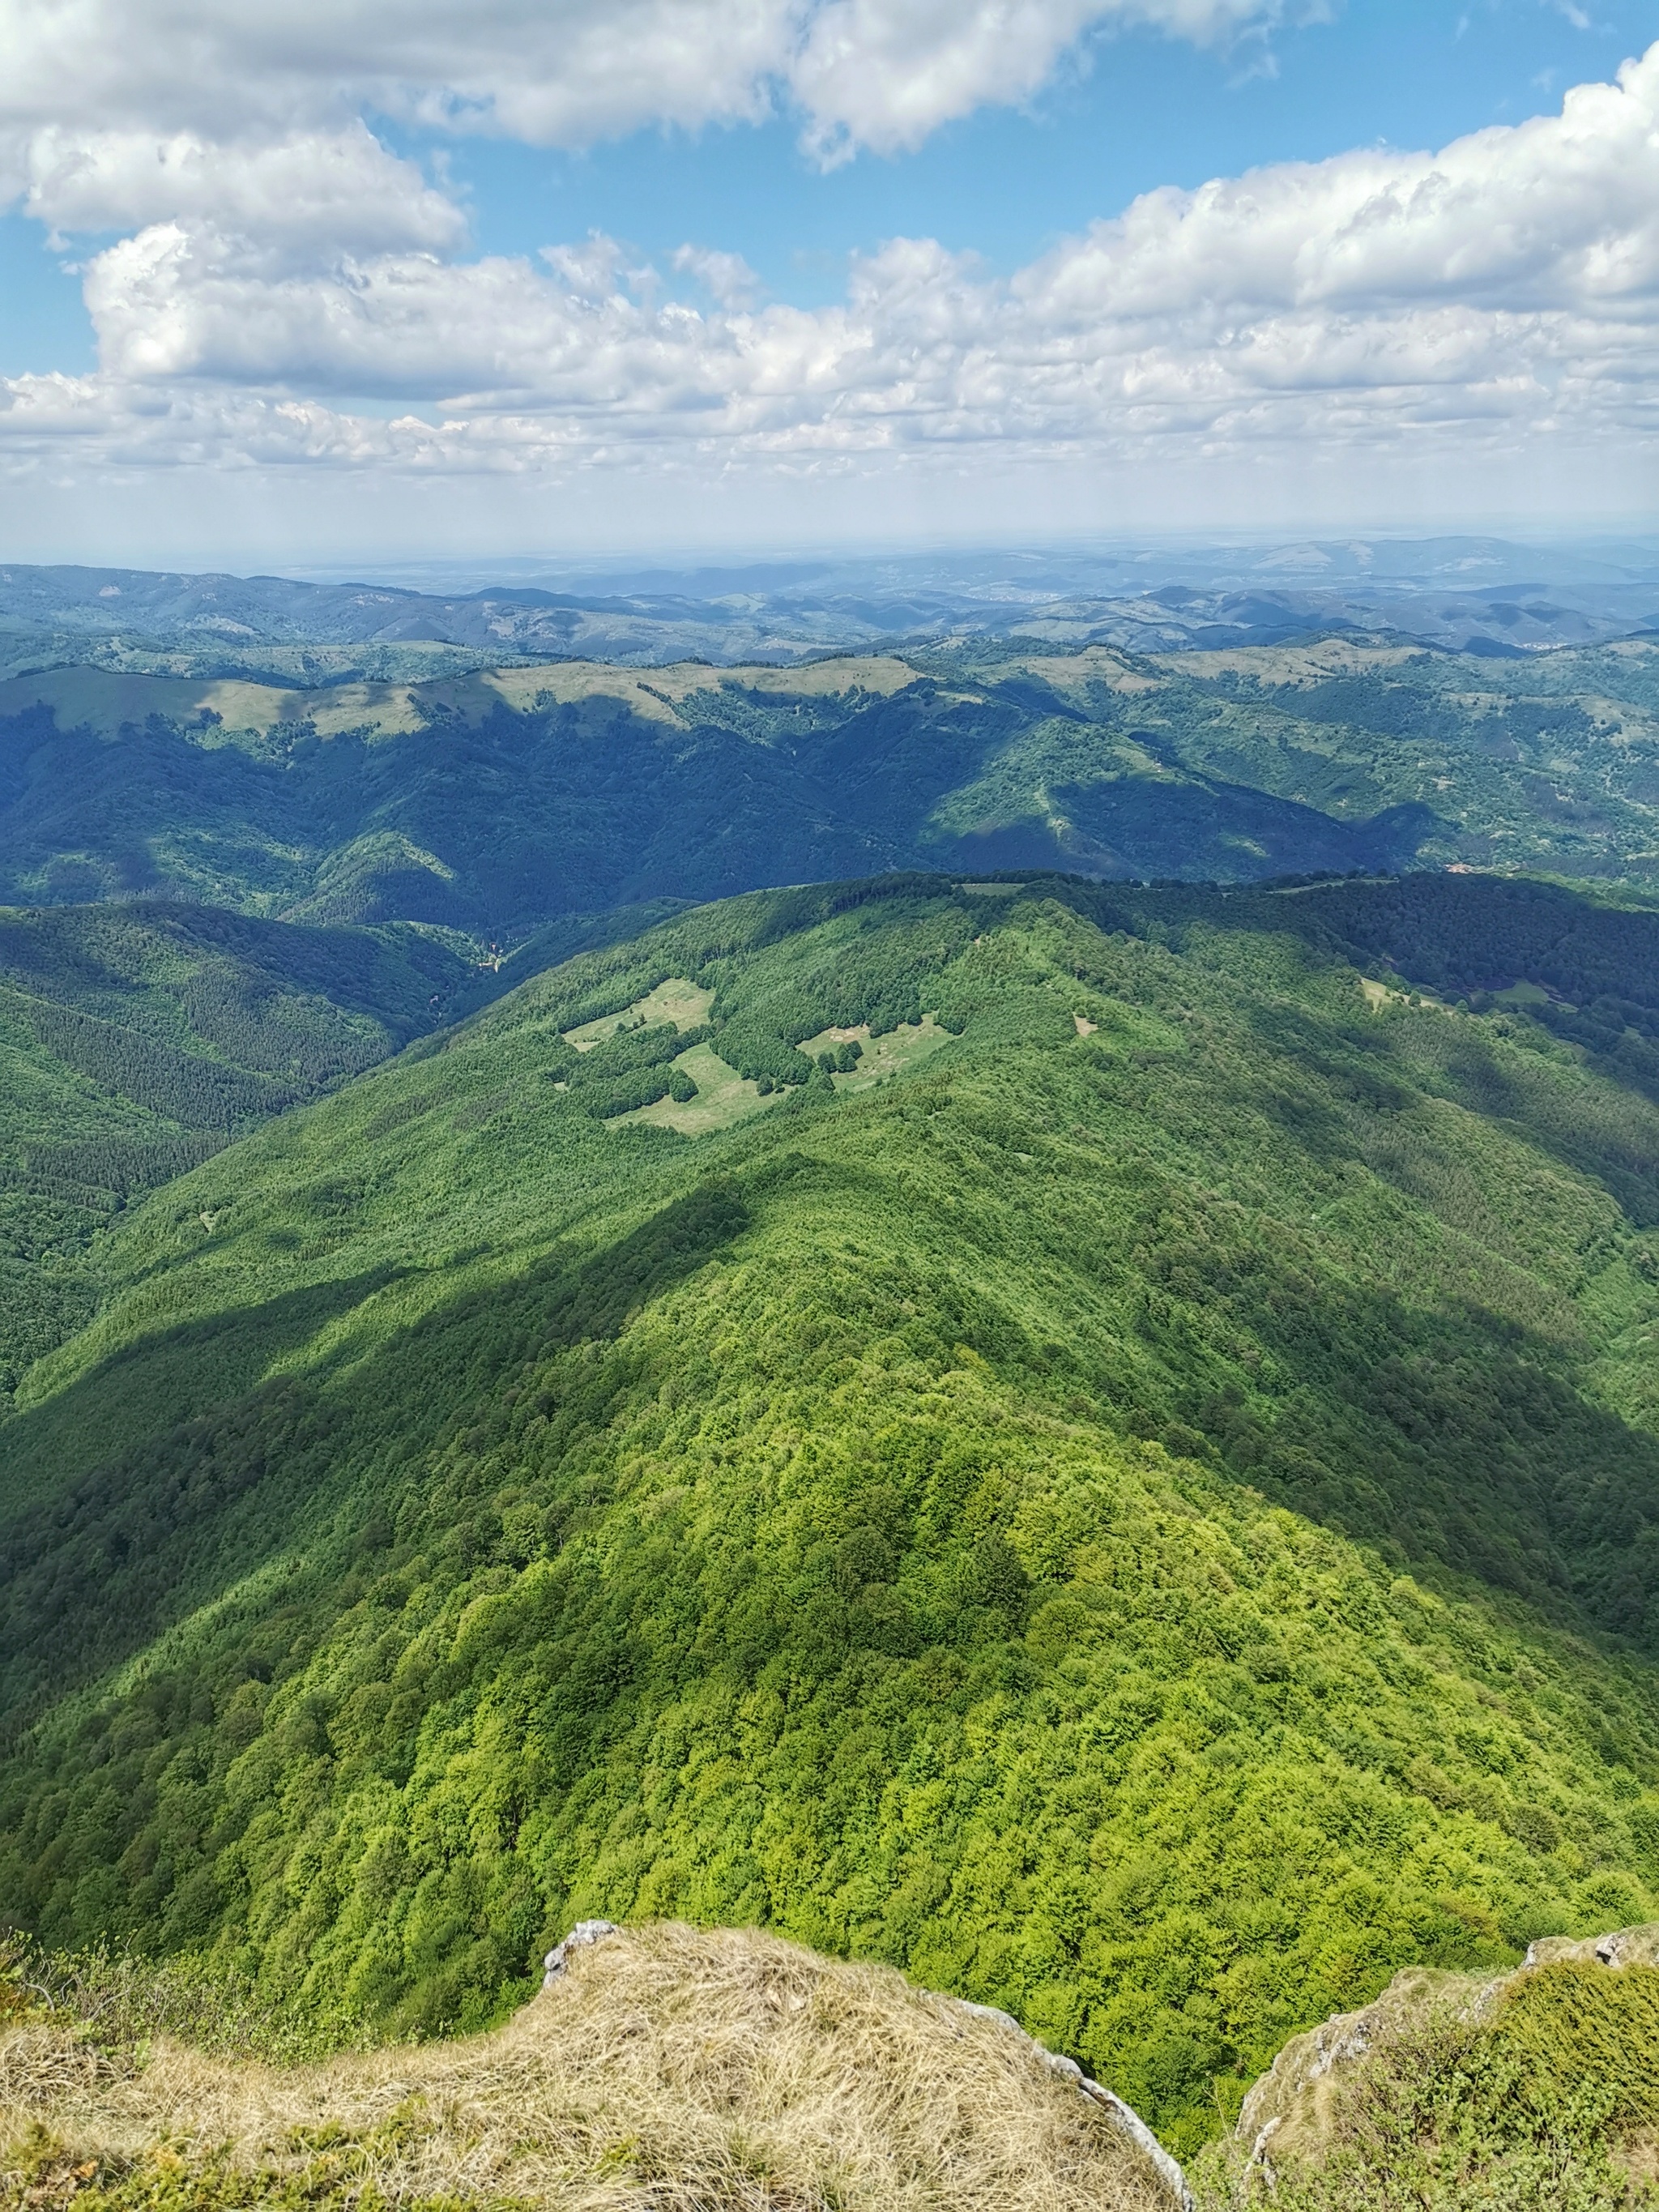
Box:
(7, 638), (1659, 933)
(0, 902), (479, 1400)
(7, 874), (1659, 2152)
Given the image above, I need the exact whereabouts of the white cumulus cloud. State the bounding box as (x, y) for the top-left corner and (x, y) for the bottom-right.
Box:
(59, 48), (1659, 413)
(19, 122), (464, 261)
(5, 32), (1659, 540)
(0, 0), (1304, 192)
(791, 0), (1321, 160)
(1021, 62), (1659, 325)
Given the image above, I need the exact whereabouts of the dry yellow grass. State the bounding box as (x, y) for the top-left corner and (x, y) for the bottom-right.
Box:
(0, 1925), (1175, 2212)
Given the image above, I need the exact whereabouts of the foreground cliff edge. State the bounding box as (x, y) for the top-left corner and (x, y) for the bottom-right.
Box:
(0, 1922), (1177, 2212)
(6, 1919), (1659, 2212)
(1197, 1919), (1659, 2208)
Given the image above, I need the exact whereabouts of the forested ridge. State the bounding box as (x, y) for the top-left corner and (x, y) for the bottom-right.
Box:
(6, 871), (1659, 2152)
(9, 635), (1659, 933)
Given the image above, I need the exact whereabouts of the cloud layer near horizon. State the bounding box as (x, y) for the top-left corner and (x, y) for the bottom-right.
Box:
(2, 5), (1657, 536)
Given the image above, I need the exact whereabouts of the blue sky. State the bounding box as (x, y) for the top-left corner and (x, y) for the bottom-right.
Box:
(2, 0), (1659, 561)
(453, 2), (1659, 301)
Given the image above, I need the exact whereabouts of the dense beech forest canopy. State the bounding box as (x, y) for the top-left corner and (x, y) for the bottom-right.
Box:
(0, 903), (488, 1402)
(0, 898), (692, 1402)
(8, 870), (1659, 2154)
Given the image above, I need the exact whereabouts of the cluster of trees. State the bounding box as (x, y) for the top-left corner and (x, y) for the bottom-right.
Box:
(1296, 874), (1659, 1012)
(7, 986), (296, 1131)
(539, 1022), (710, 1119)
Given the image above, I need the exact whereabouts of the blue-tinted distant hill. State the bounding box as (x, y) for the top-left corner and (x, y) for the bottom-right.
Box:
(5, 635), (1659, 937)
(4, 534), (1659, 675)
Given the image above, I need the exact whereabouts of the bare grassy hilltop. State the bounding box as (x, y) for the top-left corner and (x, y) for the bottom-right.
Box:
(11, 638), (1659, 928)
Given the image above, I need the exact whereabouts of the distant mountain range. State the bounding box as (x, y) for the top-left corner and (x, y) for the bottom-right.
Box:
(4, 533), (1659, 677)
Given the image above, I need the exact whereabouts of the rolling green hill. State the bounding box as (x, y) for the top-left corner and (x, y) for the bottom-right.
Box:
(0, 897), (690, 1404)
(0, 902), (486, 1401)
(7, 873), (1659, 2154)
(8, 638), (1659, 937)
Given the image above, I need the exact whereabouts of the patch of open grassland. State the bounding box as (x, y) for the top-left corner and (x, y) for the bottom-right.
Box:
(563, 979), (714, 1053)
(0, 658), (931, 745)
(619, 1042), (782, 1137)
(1358, 977), (1452, 1013)
(795, 1015), (952, 1091)
(0, 1925), (1171, 2212)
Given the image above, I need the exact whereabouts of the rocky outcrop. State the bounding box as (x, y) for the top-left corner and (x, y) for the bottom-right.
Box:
(539, 1923), (1192, 2207)
(1232, 1923), (1659, 2184)
(541, 1919), (621, 1988)
(1525, 1923), (1659, 1971)
(950, 1998), (1193, 2210)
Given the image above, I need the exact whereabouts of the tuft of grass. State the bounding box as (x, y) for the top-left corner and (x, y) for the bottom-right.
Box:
(0, 1924), (1173, 2212)
(0, 2113), (503, 2212)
